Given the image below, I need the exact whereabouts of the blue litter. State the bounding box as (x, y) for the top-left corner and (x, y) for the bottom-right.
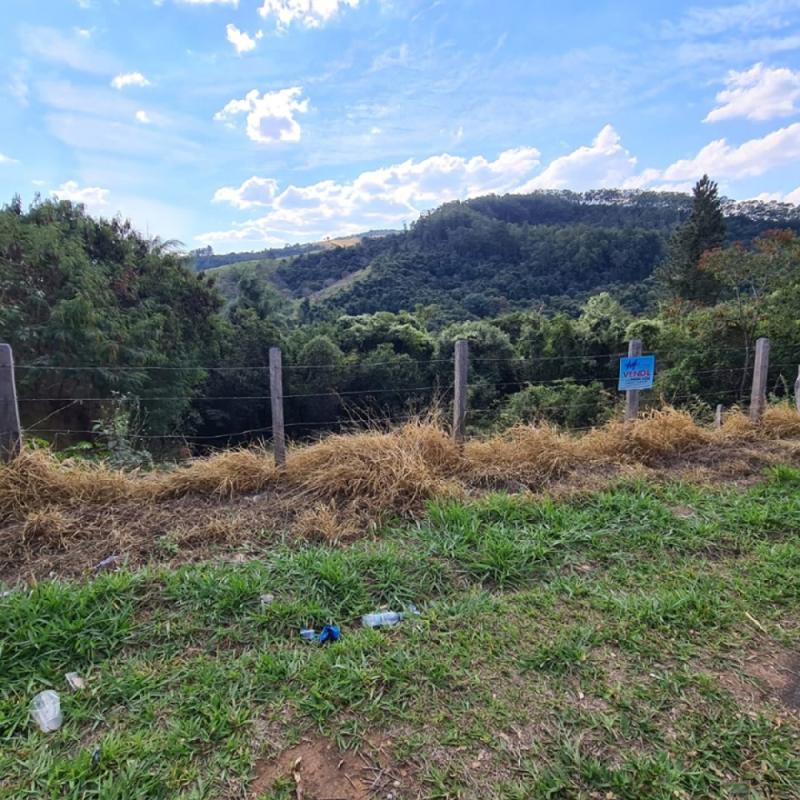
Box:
(318, 624), (341, 644)
(299, 625), (341, 644)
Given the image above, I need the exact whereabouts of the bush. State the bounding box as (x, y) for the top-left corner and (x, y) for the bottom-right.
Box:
(499, 379), (613, 430)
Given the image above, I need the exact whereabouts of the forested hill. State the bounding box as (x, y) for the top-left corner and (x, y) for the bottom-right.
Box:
(215, 190), (800, 318)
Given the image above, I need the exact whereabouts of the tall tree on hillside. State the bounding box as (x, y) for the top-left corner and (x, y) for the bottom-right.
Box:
(656, 175), (726, 303)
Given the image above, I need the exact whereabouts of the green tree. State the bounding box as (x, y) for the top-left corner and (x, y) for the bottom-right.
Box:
(0, 197), (223, 438)
(702, 229), (800, 398)
(289, 335), (347, 426)
(656, 175), (726, 303)
(437, 320), (518, 420)
(576, 292), (631, 352)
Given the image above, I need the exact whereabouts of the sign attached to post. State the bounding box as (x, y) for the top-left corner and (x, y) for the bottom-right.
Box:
(618, 355), (655, 391)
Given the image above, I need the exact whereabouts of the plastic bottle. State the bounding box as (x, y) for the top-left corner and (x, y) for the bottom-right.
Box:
(361, 611), (404, 628)
(31, 690), (62, 732)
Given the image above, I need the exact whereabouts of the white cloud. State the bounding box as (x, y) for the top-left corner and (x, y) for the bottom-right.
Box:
(787, 186), (800, 203)
(51, 181), (110, 209)
(135, 110), (152, 124)
(660, 122), (800, 181)
(0, 153), (19, 165)
(754, 186), (800, 203)
(176, 0), (239, 5)
(201, 120), (800, 250)
(19, 25), (118, 75)
(667, 0), (800, 38)
(200, 145), (540, 247)
(370, 43), (409, 71)
(705, 63), (800, 122)
(517, 125), (638, 192)
(8, 63), (29, 106)
(213, 177), (280, 208)
(259, 0), (360, 29)
(214, 87), (309, 143)
(226, 24), (261, 54)
(111, 72), (151, 90)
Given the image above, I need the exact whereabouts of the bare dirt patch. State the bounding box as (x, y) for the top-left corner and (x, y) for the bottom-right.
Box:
(713, 646), (800, 714)
(249, 733), (402, 800)
(744, 650), (800, 712)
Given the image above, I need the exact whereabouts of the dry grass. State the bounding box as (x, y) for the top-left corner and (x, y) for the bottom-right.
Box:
(282, 419), (463, 517)
(582, 408), (712, 463)
(762, 404), (800, 438)
(716, 404), (800, 441)
(293, 502), (362, 542)
(148, 447), (278, 500)
(0, 449), (133, 522)
(21, 507), (69, 546)
(466, 423), (577, 487)
(3, 406), (800, 551)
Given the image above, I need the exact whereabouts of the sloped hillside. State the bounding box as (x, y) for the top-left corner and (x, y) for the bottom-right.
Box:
(265, 190), (800, 316)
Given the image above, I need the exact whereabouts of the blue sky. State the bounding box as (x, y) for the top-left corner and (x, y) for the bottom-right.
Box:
(3, 0), (800, 253)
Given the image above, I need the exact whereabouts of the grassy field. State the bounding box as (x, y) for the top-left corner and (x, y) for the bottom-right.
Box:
(2, 467), (800, 799)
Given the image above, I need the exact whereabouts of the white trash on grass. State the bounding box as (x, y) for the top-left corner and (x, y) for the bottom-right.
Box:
(31, 690), (62, 732)
(65, 672), (86, 691)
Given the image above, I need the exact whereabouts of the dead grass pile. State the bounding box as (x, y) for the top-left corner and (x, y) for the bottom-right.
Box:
(293, 502), (362, 542)
(580, 408), (711, 464)
(21, 507), (69, 546)
(466, 423), (577, 487)
(148, 447), (278, 500)
(716, 409), (760, 441)
(712, 404), (800, 442)
(3, 406), (800, 558)
(0, 450), (132, 521)
(283, 420), (463, 519)
(762, 404), (800, 438)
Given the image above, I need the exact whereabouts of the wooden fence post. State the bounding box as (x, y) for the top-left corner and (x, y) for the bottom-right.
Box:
(269, 346), (286, 467)
(749, 337), (770, 423)
(624, 339), (642, 423)
(0, 343), (21, 463)
(715, 404), (724, 429)
(795, 366), (800, 414)
(453, 340), (468, 445)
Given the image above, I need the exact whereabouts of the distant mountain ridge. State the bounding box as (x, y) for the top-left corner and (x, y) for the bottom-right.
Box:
(190, 229), (398, 271)
(196, 189), (800, 318)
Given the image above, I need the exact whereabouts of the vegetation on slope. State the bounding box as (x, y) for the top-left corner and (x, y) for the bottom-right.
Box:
(270, 188), (800, 316)
(3, 179), (800, 448)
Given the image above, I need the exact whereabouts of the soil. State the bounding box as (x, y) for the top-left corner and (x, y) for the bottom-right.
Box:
(713, 646), (800, 713)
(250, 736), (368, 800)
(249, 733), (400, 800)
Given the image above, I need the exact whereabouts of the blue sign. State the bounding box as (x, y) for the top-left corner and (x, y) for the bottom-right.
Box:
(618, 355), (655, 391)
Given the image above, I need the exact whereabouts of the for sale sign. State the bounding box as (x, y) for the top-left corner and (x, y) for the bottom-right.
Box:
(618, 355), (655, 391)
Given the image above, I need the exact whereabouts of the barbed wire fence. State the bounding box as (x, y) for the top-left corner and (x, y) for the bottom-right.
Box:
(1, 336), (798, 465)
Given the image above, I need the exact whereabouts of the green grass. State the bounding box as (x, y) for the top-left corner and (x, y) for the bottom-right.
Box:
(3, 467), (800, 798)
